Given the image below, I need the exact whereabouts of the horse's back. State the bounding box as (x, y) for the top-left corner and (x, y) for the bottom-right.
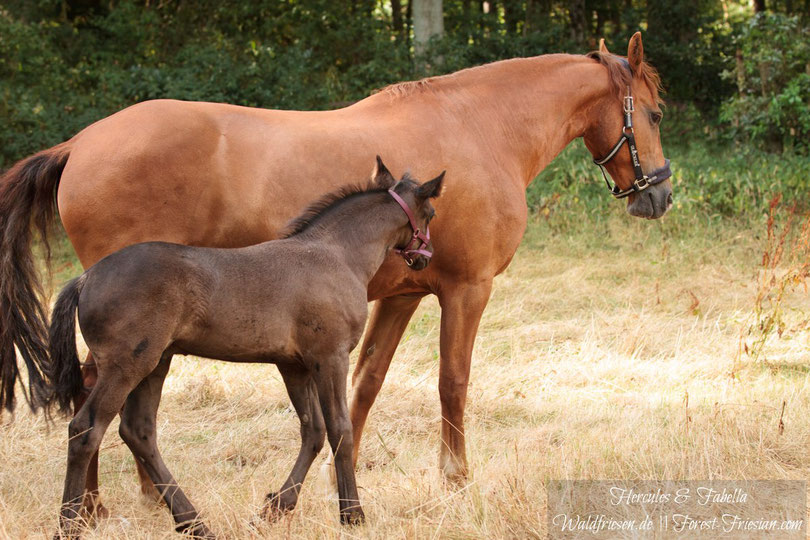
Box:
(56, 99), (382, 270)
(58, 100), (286, 265)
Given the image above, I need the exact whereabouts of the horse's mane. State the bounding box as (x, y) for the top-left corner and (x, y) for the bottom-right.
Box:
(586, 50), (663, 104)
(379, 78), (436, 98)
(282, 177), (418, 238)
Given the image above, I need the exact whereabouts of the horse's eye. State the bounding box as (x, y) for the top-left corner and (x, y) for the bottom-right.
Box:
(649, 111), (663, 126)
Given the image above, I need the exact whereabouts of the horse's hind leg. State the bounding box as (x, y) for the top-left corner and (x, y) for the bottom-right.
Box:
(118, 355), (214, 539)
(58, 364), (143, 538)
(313, 354), (364, 525)
(262, 366), (325, 519)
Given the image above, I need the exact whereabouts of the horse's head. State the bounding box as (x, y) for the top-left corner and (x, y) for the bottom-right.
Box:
(371, 156), (443, 271)
(583, 32), (673, 219)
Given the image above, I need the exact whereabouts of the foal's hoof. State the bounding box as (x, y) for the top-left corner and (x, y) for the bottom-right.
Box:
(340, 507), (366, 526)
(260, 491), (296, 522)
(175, 520), (216, 539)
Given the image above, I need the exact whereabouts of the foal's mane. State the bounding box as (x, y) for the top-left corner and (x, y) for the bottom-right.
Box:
(586, 50), (663, 105)
(282, 177), (417, 238)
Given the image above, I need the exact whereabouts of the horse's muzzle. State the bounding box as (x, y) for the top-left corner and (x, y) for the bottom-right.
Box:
(626, 181), (673, 219)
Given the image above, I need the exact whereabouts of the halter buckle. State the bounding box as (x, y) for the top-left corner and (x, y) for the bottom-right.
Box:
(623, 94), (634, 114)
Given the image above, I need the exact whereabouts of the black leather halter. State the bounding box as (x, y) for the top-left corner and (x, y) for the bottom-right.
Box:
(593, 86), (672, 199)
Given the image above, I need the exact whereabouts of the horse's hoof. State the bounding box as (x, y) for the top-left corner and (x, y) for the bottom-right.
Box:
(139, 483), (165, 506)
(340, 507), (366, 526)
(80, 495), (110, 524)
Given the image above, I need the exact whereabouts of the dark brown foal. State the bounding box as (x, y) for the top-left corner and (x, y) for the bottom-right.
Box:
(44, 160), (444, 538)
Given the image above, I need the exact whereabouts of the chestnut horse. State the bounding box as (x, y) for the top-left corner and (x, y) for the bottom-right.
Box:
(0, 34), (670, 517)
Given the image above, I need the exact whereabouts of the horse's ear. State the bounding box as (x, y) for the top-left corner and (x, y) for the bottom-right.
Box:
(627, 32), (643, 75)
(417, 171), (445, 199)
(599, 38), (610, 55)
(372, 155), (396, 189)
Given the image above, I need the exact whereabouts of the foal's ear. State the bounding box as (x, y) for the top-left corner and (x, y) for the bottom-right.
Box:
(627, 32), (644, 75)
(416, 171), (445, 199)
(599, 38), (610, 55)
(372, 155), (396, 189)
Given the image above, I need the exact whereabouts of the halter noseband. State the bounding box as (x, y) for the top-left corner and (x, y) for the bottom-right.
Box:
(593, 86), (672, 199)
(387, 189), (432, 266)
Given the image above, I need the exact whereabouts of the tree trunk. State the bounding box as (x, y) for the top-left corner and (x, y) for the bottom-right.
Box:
(753, 0), (765, 12)
(523, 0), (533, 36)
(413, 0), (444, 66)
(569, 0), (587, 45)
(503, 0), (521, 35)
(392, 0), (403, 35)
(406, 0), (413, 49)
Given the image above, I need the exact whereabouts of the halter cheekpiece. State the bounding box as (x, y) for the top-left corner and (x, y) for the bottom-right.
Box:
(593, 85), (672, 199)
(387, 189), (432, 266)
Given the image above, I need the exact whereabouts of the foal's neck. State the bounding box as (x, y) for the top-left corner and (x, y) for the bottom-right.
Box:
(293, 194), (404, 284)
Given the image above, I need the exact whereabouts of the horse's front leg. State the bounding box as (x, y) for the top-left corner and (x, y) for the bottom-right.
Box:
(262, 366), (325, 518)
(314, 353), (364, 525)
(436, 279), (493, 482)
(349, 294), (424, 466)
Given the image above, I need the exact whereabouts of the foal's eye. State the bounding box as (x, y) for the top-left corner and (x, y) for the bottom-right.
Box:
(649, 111), (663, 127)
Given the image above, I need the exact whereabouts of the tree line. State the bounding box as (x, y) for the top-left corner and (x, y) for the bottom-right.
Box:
(0, 0), (807, 166)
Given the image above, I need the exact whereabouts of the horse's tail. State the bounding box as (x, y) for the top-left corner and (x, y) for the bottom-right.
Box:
(0, 142), (71, 413)
(45, 276), (84, 416)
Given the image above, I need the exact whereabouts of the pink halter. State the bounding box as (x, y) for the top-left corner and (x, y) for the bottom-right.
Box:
(388, 189), (432, 266)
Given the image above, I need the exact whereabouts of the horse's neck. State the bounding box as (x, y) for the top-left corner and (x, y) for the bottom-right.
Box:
(366, 55), (609, 187)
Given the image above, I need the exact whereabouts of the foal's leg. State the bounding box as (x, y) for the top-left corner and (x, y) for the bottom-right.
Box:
(349, 294), (423, 466)
(314, 354), (364, 525)
(436, 279), (492, 482)
(118, 356), (214, 539)
(58, 366), (143, 538)
(76, 353), (161, 520)
(262, 366), (325, 518)
(73, 352), (109, 521)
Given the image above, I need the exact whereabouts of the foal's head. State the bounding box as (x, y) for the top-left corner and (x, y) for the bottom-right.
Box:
(371, 156), (444, 271)
(583, 32), (673, 220)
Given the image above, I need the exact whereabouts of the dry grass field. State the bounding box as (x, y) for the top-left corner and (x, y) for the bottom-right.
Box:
(1, 213), (809, 539)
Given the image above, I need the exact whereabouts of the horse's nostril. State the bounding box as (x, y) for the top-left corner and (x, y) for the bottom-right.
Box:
(666, 193), (673, 206)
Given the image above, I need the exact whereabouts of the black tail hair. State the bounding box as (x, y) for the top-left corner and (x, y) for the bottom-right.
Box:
(46, 276), (84, 415)
(0, 143), (70, 412)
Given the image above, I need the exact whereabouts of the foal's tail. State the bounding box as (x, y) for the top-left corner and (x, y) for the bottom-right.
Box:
(0, 142), (70, 413)
(46, 276), (85, 416)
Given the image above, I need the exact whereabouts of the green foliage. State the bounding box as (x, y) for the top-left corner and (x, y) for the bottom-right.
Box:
(526, 134), (810, 227)
(720, 13), (810, 154)
(0, 0), (806, 227)
(643, 0), (741, 114)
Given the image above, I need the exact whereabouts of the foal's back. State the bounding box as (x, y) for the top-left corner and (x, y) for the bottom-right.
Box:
(78, 239), (368, 369)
